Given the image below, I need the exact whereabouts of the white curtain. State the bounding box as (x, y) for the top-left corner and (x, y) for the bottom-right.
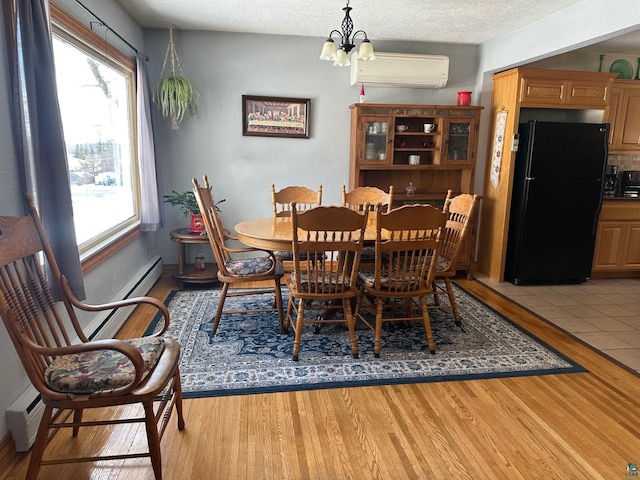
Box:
(136, 53), (164, 231)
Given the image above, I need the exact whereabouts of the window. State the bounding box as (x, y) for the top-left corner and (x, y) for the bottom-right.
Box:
(51, 5), (140, 255)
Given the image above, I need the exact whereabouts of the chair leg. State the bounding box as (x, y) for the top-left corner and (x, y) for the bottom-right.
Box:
(374, 298), (384, 358)
(143, 401), (163, 480)
(173, 370), (186, 430)
(419, 296), (436, 354)
(343, 298), (359, 359)
(274, 279), (285, 333)
(444, 278), (461, 325)
(72, 408), (83, 436)
(292, 298), (306, 361)
(284, 295), (294, 331)
(213, 282), (230, 334)
(26, 405), (53, 480)
(432, 280), (441, 306)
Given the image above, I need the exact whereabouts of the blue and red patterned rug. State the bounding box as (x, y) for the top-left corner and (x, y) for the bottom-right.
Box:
(145, 284), (585, 398)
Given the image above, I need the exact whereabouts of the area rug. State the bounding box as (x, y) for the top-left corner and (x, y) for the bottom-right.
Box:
(145, 285), (586, 398)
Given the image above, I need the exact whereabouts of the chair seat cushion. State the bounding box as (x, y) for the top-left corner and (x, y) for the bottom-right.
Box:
(274, 250), (293, 261)
(44, 337), (165, 394)
(435, 255), (453, 273)
(225, 256), (274, 276)
(274, 251), (313, 262)
(360, 245), (376, 261)
(358, 271), (423, 290)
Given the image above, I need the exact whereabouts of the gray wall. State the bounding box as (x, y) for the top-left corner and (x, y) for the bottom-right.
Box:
(0, 0), (639, 442)
(146, 29), (479, 264)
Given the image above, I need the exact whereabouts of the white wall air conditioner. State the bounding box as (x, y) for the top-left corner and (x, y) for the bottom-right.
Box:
(350, 52), (449, 88)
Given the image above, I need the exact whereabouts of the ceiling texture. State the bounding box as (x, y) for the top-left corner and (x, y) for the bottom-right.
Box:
(116, 0), (640, 54)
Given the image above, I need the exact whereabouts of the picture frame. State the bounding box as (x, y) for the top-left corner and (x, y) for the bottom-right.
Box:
(242, 95), (310, 138)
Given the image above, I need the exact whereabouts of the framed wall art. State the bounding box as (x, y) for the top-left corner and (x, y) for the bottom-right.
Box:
(242, 95), (310, 138)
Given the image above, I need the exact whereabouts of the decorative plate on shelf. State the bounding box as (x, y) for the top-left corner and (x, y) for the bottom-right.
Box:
(610, 58), (634, 79)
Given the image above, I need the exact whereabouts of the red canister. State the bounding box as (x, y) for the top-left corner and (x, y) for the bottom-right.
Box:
(457, 91), (472, 106)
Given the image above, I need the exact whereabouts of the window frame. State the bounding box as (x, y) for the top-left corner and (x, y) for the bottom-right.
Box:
(50, 3), (142, 272)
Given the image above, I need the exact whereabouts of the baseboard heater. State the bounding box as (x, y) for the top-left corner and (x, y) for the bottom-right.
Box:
(6, 255), (163, 452)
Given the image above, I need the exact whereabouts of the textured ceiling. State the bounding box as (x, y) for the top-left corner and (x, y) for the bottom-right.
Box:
(116, 0), (640, 53)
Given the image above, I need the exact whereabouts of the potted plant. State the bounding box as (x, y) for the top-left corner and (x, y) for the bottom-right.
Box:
(163, 190), (225, 232)
(153, 26), (200, 130)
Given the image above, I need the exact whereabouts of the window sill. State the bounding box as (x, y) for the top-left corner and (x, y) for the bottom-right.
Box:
(81, 227), (142, 274)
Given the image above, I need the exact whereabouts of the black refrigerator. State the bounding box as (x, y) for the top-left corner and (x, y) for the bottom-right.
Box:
(504, 120), (609, 285)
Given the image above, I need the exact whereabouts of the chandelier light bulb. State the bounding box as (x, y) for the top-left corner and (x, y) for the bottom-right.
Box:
(356, 39), (375, 61)
(319, 38), (338, 61)
(333, 49), (350, 67)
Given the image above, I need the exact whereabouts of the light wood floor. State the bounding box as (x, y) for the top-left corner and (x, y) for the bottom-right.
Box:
(2, 275), (640, 479)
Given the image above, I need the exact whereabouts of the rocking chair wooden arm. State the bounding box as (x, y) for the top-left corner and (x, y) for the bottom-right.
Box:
(223, 244), (276, 257)
(61, 275), (171, 336)
(224, 230), (239, 241)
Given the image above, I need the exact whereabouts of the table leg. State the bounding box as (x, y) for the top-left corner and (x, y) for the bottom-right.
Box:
(177, 241), (185, 276)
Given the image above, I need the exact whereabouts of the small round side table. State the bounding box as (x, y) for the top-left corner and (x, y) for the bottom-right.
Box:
(169, 228), (218, 286)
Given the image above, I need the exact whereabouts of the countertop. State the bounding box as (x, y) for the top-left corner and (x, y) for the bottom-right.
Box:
(603, 195), (640, 201)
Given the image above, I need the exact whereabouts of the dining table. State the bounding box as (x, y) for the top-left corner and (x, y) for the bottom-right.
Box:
(234, 215), (379, 252)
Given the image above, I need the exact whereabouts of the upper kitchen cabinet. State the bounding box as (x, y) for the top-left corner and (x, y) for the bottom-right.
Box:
(478, 68), (617, 282)
(519, 72), (613, 108)
(349, 104), (483, 205)
(606, 80), (640, 152)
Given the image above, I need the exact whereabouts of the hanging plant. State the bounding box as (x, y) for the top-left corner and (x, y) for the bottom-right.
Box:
(153, 26), (201, 129)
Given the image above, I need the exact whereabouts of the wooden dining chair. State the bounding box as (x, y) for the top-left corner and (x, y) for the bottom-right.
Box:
(341, 184), (394, 213)
(355, 203), (447, 357)
(270, 184), (323, 269)
(0, 194), (185, 480)
(193, 176), (285, 333)
(341, 185), (394, 269)
(285, 203), (369, 361)
(431, 192), (479, 325)
(271, 184), (323, 218)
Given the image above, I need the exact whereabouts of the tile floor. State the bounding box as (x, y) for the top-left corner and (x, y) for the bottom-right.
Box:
(476, 275), (640, 373)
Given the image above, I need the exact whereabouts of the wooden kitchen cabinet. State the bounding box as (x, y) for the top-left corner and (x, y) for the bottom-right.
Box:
(519, 72), (614, 108)
(349, 103), (483, 276)
(592, 200), (640, 277)
(606, 81), (640, 152)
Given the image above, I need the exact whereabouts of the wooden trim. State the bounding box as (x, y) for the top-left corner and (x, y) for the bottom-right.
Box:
(50, 2), (134, 70)
(81, 228), (142, 274)
(591, 271), (640, 278)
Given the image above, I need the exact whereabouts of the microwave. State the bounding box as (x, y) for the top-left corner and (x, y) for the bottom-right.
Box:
(621, 170), (640, 198)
